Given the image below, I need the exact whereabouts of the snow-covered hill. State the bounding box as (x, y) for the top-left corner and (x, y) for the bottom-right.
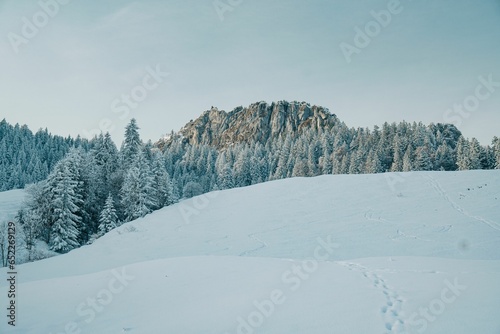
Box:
(0, 189), (25, 223)
(1, 171), (500, 333)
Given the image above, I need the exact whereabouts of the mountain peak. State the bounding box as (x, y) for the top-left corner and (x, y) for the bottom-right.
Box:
(165, 100), (338, 148)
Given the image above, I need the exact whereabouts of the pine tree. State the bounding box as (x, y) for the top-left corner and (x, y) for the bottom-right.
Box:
(120, 151), (157, 222)
(367, 149), (384, 174)
(292, 158), (309, 177)
(220, 165), (234, 189)
(493, 137), (500, 169)
(48, 163), (81, 253)
(414, 146), (433, 171)
(468, 138), (482, 170)
(15, 207), (42, 262)
(273, 135), (292, 179)
(456, 137), (471, 170)
(233, 147), (252, 186)
(434, 143), (455, 171)
(98, 193), (119, 236)
(183, 181), (203, 198)
(151, 152), (174, 208)
(121, 118), (142, 167)
(402, 146), (413, 172)
(390, 135), (404, 172)
(349, 149), (364, 174)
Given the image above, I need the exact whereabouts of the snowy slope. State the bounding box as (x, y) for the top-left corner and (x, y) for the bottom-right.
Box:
(1, 171), (500, 333)
(0, 189), (25, 223)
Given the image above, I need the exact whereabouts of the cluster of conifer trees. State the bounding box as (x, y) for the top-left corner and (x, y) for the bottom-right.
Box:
(2, 117), (499, 263)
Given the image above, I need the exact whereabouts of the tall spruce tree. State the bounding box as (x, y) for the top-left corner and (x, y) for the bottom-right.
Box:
(98, 193), (119, 236)
(121, 151), (156, 222)
(121, 118), (142, 167)
(47, 162), (81, 253)
(456, 136), (471, 170)
(493, 137), (500, 169)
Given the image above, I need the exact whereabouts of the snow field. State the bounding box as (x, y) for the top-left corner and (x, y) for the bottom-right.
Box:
(1, 170), (499, 333)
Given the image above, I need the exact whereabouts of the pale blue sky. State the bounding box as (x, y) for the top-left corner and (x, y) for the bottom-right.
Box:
(0, 0), (499, 145)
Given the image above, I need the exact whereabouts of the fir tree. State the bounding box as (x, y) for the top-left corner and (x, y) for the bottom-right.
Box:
(468, 138), (482, 170)
(121, 118), (142, 167)
(151, 152), (174, 208)
(456, 136), (471, 170)
(414, 146), (433, 171)
(121, 151), (157, 222)
(47, 163), (81, 253)
(402, 146), (413, 172)
(98, 193), (119, 236)
(434, 143), (455, 171)
(493, 137), (500, 169)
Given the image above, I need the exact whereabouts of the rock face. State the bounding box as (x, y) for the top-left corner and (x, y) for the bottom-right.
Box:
(161, 101), (338, 148)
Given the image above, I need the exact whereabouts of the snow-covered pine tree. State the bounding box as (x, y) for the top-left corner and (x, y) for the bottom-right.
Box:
(493, 137), (500, 169)
(273, 135), (292, 180)
(390, 135), (404, 172)
(367, 149), (384, 174)
(220, 165), (234, 189)
(435, 143), (453, 171)
(15, 206), (42, 262)
(98, 193), (119, 236)
(121, 118), (142, 167)
(151, 152), (174, 209)
(183, 181), (203, 198)
(468, 138), (482, 170)
(402, 146), (413, 172)
(349, 149), (364, 174)
(456, 136), (471, 170)
(332, 143), (348, 174)
(120, 151), (157, 222)
(233, 147), (252, 187)
(47, 162), (82, 253)
(414, 146), (433, 171)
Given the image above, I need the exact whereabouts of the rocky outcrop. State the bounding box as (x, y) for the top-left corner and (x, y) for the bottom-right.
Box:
(159, 101), (338, 148)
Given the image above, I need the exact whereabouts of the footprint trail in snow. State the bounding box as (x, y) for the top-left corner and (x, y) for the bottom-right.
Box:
(338, 262), (407, 333)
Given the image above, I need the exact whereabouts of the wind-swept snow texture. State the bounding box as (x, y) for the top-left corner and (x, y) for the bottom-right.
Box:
(1, 171), (499, 333)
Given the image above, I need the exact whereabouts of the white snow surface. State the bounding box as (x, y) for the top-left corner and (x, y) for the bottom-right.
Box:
(1, 171), (500, 333)
(0, 189), (25, 223)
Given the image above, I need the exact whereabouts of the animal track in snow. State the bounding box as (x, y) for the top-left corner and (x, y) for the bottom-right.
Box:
(338, 262), (407, 333)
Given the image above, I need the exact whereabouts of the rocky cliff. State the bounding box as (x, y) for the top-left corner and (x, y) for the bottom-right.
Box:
(159, 101), (338, 148)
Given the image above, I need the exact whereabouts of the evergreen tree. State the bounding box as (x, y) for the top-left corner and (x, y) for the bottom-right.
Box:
(220, 165), (234, 189)
(402, 146), (413, 172)
(456, 136), (471, 170)
(434, 143), (455, 171)
(468, 138), (482, 170)
(390, 135), (404, 172)
(233, 147), (252, 186)
(15, 207), (42, 262)
(47, 163), (81, 253)
(98, 193), (119, 236)
(349, 150), (364, 174)
(183, 181), (203, 198)
(120, 151), (156, 222)
(151, 152), (174, 208)
(367, 149), (384, 174)
(493, 137), (500, 169)
(414, 146), (433, 171)
(273, 135), (292, 179)
(121, 118), (142, 167)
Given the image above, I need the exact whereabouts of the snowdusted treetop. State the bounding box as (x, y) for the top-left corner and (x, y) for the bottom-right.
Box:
(98, 193), (119, 236)
(121, 118), (142, 167)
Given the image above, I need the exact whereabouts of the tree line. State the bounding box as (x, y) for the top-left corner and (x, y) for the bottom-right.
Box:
(1, 116), (499, 266)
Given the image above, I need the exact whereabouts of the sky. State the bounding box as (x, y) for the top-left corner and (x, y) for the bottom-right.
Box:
(0, 0), (499, 146)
